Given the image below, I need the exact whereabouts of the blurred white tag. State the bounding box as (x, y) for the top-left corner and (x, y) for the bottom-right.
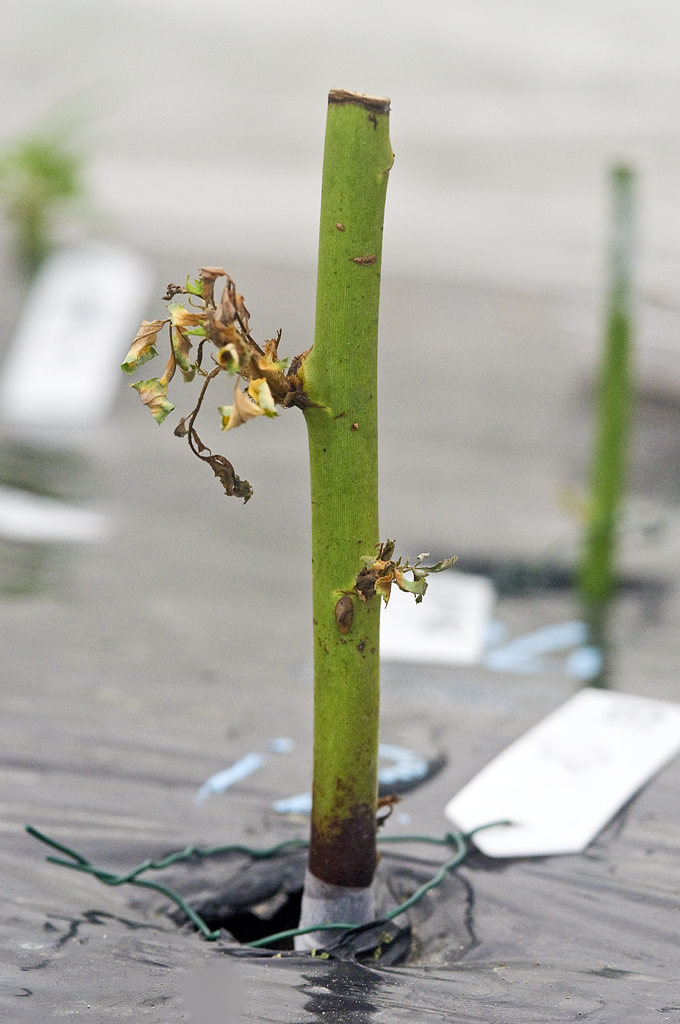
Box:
(0, 242), (151, 426)
(380, 571), (494, 666)
(445, 688), (680, 857)
(0, 485), (110, 542)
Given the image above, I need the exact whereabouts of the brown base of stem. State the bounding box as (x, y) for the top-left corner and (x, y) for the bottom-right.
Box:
(309, 801), (376, 888)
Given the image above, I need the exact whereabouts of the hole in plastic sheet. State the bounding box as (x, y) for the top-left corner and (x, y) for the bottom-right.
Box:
(216, 889), (303, 950)
(169, 850), (308, 950)
(168, 846), (475, 965)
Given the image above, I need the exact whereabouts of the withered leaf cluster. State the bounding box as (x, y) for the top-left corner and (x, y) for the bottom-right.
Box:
(354, 540), (457, 605)
(122, 267), (313, 501)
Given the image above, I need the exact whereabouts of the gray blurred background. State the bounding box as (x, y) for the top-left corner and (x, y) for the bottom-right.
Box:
(3, 0), (680, 545)
(6, 0), (680, 291)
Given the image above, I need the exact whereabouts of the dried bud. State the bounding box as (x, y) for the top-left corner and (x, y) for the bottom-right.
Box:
(216, 344), (240, 373)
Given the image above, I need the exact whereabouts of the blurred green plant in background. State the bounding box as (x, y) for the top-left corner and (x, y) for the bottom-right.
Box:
(577, 165), (636, 686)
(0, 126), (85, 278)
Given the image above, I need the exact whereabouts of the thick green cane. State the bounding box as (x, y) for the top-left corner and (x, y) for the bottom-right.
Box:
(300, 90), (392, 888)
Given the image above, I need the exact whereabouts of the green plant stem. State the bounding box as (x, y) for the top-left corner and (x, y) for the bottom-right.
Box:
(300, 90), (392, 889)
(578, 166), (635, 641)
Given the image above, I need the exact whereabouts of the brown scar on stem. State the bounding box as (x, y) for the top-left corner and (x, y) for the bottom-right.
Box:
(335, 594), (354, 635)
(351, 422), (359, 431)
(352, 254), (377, 266)
(309, 801), (376, 887)
(336, 223), (345, 231)
(328, 89), (390, 115)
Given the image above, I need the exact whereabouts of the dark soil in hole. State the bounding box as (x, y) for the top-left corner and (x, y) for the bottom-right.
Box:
(169, 849), (308, 951)
(215, 889), (303, 950)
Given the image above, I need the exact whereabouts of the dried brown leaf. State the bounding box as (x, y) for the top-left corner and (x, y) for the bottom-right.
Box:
(159, 350), (177, 387)
(263, 333), (281, 362)
(168, 303), (203, 329)
(172, 328), (195, 382)
(287, 347), (312, 378)
(215, 280), (238, 325)
(220, 381), (266, 431)
(204, 453), (252, 503)
(234, 293), (250, 331)
(121, 319), (168, 375)
(198, 266), (227, 305)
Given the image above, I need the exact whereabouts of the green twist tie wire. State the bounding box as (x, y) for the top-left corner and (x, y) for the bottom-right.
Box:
(25, 820), (510, 948)
(25, 826), (309, 941)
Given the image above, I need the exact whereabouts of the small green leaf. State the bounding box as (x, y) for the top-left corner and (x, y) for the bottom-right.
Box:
(420, 557), (457, 574)
(394, 569), (428, 597)
(185, 275), (203, 296)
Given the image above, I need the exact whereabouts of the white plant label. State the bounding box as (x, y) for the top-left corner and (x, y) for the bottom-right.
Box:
(0, 486), (110, 543)
(445, 688), (680, 857)
(0, 242), (151, 426)
(380, 571), (495, 666)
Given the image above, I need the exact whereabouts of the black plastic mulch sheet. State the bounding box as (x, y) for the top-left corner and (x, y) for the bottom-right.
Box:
(4, 750), (679, 1023)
